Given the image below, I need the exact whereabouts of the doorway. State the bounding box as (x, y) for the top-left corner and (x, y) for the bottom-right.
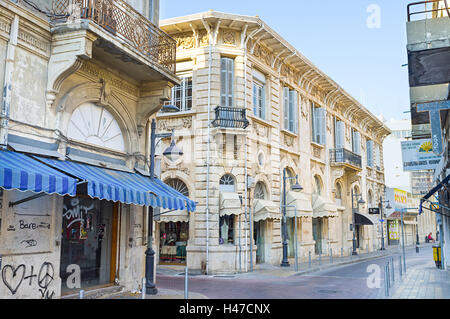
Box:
(254, 221), (266, 263)
(60, 197), (118, 294)
(159, 221), (189, 265)
(313, 218), (323, 255)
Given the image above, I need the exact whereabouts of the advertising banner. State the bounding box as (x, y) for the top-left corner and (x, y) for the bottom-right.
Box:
(401, 139), (442, 171)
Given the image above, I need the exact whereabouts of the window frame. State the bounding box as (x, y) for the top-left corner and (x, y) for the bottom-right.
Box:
(171, 77), (192, 112)
(219, 215), (235, 245)
(220, 57), (235, 108)
(311, 102), (325, 145)
(283, 87), (298, 134)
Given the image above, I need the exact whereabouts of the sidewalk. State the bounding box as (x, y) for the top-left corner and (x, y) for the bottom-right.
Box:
(387, 253), (450, 299)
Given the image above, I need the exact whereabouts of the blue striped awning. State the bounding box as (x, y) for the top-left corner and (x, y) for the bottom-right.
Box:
(0, 150), (77, 196)
(34, 156), (196, 212)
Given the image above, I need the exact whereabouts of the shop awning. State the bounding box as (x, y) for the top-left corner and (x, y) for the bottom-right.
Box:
(0, 150), (77, 196)
(156, 210), (189, 223)
(355, 212), (378, 225)
(286, 191), (313, 218)
(312, 194), (338, 218)
(253, 199), (280, 221)
(219, 192), (242, 216)
(34, 156), (196, 212)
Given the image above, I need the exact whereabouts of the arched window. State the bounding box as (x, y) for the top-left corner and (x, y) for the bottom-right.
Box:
(67, 102), (125, 152)
(314, 175), (322, 195)
(368, 190), (374, 208)
(254, 182), (267, 200)
(219, 174), (236, 192)
(164, 178), (189, 197)
(335, 182), (343, 206)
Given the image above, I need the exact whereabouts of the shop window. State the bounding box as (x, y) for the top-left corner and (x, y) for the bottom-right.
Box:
(159, 222), (189, 264)
(219, 215), (234, 245)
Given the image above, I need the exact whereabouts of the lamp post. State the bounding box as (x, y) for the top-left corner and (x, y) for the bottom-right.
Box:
(145, 111), (183, 294)
(281, 168), (303, 267)
(351, 189), (365, 255)
(379, 197), (392, 251)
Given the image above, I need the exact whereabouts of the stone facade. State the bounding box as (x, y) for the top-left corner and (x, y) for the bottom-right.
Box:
(0, 0), (176, 298)
(155, 11), (391, 274)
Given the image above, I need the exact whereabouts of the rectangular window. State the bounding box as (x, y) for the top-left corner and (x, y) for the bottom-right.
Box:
(366, 139), (374, 167)
(312, 103), (325, 145)
(253, 82), (266, 119)
(171, 77), (192, 111)
(334, 118), (345, 149)
(375, 144), (381, 170)
(283, 87), (298, 133)
(352, 128), (361, 154)
(221, 57), (234, 107)
(219, 215), (234, 245)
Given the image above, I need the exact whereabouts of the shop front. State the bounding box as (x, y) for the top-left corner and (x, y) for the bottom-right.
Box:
(159, 221), (189, 265)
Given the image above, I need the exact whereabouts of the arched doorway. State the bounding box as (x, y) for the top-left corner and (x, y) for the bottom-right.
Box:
(159, 178), (190, 265)
(254, 181), (268, 264)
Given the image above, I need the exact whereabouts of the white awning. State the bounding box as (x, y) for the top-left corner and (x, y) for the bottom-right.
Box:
(286, 191), (313, 218)
(403, 220), (418, 225)
(253, 199), (280, 221)
(156, 210), (189, 223)
(219, 192), (242, 216)
(312, 194), (338, 218)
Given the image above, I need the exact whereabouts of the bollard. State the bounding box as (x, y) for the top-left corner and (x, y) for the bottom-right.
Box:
(319, 252), (322, 266)
(391, 257), (395, 283)
(184, 266), (189, 300)
(308, 251), (311, 269)
(142, 278), (146, 299)
(399, 255), (403, 279)
(341, 247), (343, 258)
(330, 249), (333, 264)
(384, 264), (389, 297)
(79, 289), (85, 299)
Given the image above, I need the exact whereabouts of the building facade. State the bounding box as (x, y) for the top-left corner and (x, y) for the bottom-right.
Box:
(406, 0), (449, 268)
(0, 0), (197, 299)
(154, 11), (391, 274)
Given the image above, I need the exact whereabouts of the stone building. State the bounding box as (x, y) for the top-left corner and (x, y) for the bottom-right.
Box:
(154, 11), (391, 275)
(0, 0), (196, 299)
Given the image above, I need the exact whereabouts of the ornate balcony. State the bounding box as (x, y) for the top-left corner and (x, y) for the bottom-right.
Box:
(51, 0), (176, 76)
(212, 106), (250, 129)
(330, 148), (362, 170)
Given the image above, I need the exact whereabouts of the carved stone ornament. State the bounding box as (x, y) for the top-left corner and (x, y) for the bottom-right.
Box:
(157, 117), (192, 131)
(284, 135), (294, 147)
(331, 167), (345, 180)
(174, 33), (195, 50)
(221, 30), (236, 45)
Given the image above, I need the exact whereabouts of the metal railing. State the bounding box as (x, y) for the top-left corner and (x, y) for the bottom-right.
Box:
(51, 0), (176, 74)
(212, 106), (250, 129)
(330, 148), (362, 169)
(407, 0), (450, 21)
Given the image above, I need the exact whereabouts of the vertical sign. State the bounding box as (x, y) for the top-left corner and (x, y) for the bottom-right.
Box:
(417, 100), (450, 155)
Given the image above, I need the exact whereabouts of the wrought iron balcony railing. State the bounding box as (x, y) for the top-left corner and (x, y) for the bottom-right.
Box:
(51, 0), (176, 74)
(212, 106), (250, 129)
(330, 148), (362, 169)
(407, 0), (450, 21)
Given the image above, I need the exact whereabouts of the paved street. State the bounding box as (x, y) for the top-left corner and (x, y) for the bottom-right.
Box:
(104, 243), (450, 300)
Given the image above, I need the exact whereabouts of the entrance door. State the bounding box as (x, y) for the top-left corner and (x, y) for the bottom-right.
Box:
(60, 197), (117, 294)
(254, 221), (265, 263)
(313, 218), (323, 255)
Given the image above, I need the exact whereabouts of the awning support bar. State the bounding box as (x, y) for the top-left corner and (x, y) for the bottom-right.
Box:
(8, 181), (88, 207)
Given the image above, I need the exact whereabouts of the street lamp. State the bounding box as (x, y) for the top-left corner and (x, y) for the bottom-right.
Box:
(379, 197), (391, 251)
(145, 116), (183, 295)
(351, 189), (365, 255)
(281, 168), (303, 267)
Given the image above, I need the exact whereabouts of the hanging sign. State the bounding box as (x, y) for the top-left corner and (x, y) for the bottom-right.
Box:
(401, 139), (442, 171)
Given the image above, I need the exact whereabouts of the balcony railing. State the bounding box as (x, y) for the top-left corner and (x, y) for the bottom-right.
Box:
(51, 0), (176, 74)
(407, 0), (450, 21)
(212, 106), (250, 129)
(330, 148), (362, 169)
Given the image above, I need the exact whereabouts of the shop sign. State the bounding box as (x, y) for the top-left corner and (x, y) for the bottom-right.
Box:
(401, 139), (442, 171)
(369, 208), (380, 215)
(389, 220), (400, 240)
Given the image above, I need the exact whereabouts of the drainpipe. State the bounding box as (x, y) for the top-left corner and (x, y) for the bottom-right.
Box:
(0, 15), (19, 150)
(201, 16), (212, 275)
(243, 22), (264, 272)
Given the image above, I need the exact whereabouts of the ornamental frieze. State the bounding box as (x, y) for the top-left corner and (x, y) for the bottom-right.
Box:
(157, 117), (193, 131)
(173, 32), (195, 50)
(221, 30), (236, 45)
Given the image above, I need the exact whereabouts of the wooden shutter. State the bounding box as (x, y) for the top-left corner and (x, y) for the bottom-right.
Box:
(221, 58), (227, 107)
(367, 140), (374, 167)
(261, 85), (266, 120)
(283, 87), (289, 130)
(335, 120), (345, 149)
(294, 91), (299, 134)
(289, 90), (295, 132)
(227, 58), (234, 107)
(253, 83), (257, 116)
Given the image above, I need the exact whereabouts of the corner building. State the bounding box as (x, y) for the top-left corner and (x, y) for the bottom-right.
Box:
(0, 0), (196, 298)
(155, 11), (391, 274)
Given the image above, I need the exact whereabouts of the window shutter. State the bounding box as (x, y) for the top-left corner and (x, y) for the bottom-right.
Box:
(221, 58), (227, 107)
(253, 84), (257, 116)
(228, 58), (234, 107)
(353, 131), (361, 154)
(335, 120), (344, 149)
(320, 108), (326, 145)
(261, 85), (266, 120)
(294, 91), (299, 134)
(289, 90), (295, 132)
(367, 140), (374, 167)
(283, 87), (289, 130)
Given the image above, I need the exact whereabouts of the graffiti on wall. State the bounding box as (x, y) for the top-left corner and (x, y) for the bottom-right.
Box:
(63, 198), (95, 241)
(1, 262), (55, 299)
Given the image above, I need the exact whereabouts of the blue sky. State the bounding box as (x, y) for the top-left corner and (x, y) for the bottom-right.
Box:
(160, 0), (412, 122)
